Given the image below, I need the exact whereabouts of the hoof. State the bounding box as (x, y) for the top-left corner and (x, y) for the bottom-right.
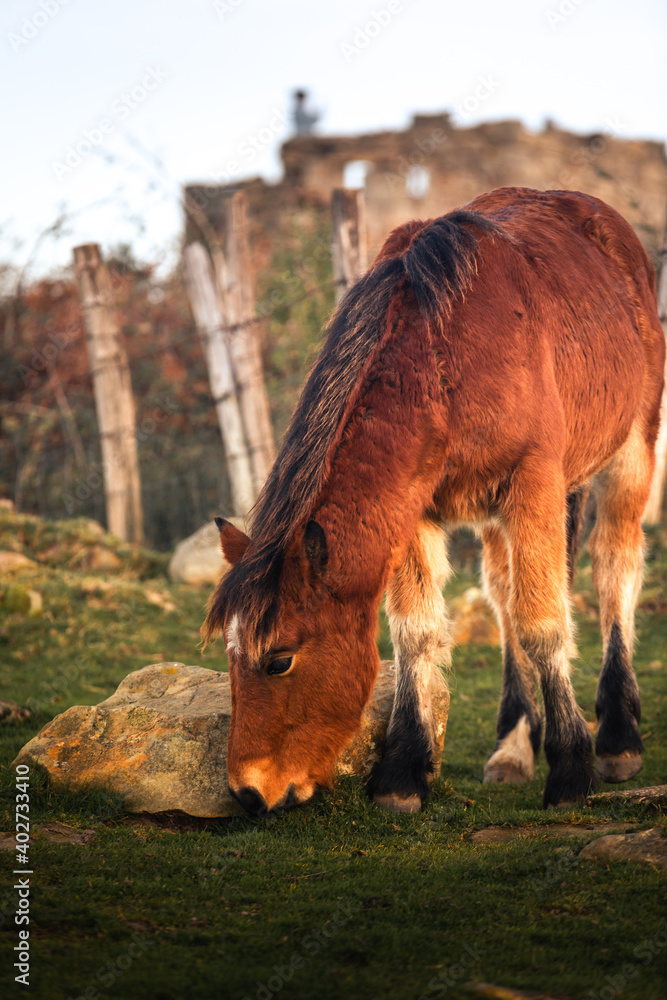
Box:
(373, 793), (422, 814)
(596, 752), (642, 783)
(484, 717), (536, 785)
(543, 724), (596, 808)
(543, 771), (597, 809)
(483, 759), (533, 784)
(544, 786), (594, 809)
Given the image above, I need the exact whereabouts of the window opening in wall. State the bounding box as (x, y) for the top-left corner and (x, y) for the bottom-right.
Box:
(405, 164), (431, 199)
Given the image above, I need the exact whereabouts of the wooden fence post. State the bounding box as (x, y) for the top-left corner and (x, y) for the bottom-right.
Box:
(73, 243), (144, 544)
(183, 241), (255, 516)
(331, 188), (368, 303)
(218, 191), (275, 495)
(644, 250), (667, 524)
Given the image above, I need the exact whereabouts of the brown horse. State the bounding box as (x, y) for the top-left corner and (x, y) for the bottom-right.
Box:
(204, 187), (664, 815)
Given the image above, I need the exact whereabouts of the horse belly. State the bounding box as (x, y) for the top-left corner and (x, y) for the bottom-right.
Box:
(432, 294), (646, 517)
(553, 298), (646, 488)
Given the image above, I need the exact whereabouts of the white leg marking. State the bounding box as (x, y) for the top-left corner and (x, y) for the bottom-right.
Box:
(386, 521), (452, 727)
(483, 715), (535, 784)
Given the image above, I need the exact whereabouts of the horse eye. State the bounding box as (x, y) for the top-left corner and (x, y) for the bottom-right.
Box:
(266, 656), (293, 676)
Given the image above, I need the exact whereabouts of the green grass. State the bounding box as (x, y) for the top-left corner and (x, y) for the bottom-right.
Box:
(0, 514), (665, 1000)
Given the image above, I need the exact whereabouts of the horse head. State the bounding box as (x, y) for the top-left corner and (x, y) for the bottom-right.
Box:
(212, 518), (379, 816)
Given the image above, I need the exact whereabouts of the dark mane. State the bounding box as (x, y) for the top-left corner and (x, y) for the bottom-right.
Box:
(204, 209), (505, 646)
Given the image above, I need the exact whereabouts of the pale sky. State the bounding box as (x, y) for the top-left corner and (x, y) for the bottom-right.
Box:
(1, 0), (665, 279)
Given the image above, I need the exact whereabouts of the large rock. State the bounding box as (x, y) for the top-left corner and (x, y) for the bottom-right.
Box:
(168, 518), (245, 586)
(14, 660), (449, 818)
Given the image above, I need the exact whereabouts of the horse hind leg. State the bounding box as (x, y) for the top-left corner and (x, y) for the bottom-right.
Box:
(505, 456), (596, 807)
(482, 485), (589, 785)
(481, 525), (541, 784)
(368, 519), (451, 813)
(590, 425), (653, 783)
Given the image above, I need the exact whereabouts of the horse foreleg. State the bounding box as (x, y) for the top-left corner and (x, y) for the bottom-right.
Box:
(590, 424), (653, 783)
(481, 525), (541, 784)
(369, 518), (452, 813)
(505, 458), (596, 807)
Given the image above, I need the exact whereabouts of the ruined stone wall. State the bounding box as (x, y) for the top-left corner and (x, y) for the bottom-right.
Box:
(281, 113), (667, 263)
(186, 112), (667, 277)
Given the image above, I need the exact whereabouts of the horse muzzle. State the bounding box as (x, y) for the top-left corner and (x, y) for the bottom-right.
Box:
(229, 782), (310, 817)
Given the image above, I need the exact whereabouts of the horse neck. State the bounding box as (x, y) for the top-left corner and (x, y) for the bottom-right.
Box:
(310, 304), (442, 606)
(314, 403), (438, 604)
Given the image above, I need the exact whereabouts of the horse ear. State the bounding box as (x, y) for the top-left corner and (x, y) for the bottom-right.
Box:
(303, 520), (328, 576)
(214, 517), (249, 565)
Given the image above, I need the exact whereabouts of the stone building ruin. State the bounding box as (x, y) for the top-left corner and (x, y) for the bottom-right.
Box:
(186, 111), (667, 279)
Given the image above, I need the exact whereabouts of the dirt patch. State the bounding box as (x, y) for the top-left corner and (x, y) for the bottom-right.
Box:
(0, 821), (96, 849)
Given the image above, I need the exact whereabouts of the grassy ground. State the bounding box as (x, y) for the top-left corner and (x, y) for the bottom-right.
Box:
(0, 510), (665, 1000)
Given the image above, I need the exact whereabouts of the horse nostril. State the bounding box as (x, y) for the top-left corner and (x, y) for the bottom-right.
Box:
(282, 785), (298, 811)
(231, 785), (268, 818)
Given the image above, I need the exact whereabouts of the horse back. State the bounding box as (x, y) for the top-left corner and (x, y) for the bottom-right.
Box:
(436, 188), (665, 489)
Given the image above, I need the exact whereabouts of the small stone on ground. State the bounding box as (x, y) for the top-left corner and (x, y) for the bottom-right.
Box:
(585, 784), (667, 807)
(0, 699), (31, 723)
(578, 827), (667, 868)
(168, 518), (245, 586)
